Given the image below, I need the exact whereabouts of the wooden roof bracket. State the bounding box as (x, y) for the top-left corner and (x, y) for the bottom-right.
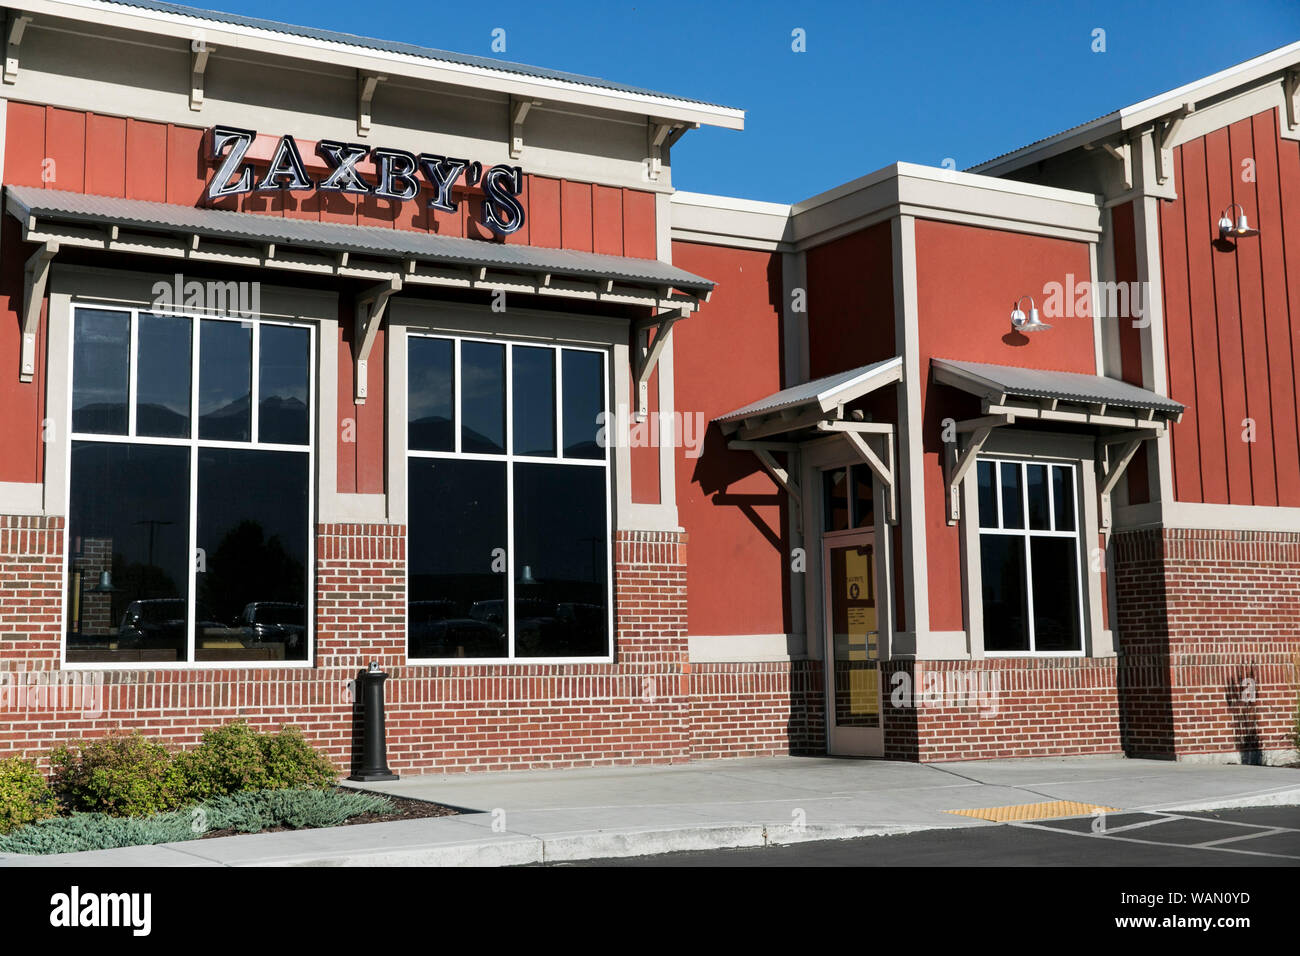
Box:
(1096, 426), (1164, 530)
(19, 240), (57, 383)
(4, 12), (32, 85)
(190, 38), (214, 111)
(358, 72), (387, 137)
(353, 275), (402, 404)
(944, 413), (1014, 524)
(510, 96), (542, 160)
(1284, 71), (1300, 137)
(647, 119), (694, 182)
(816, 420), (898, 525)
(1154, 102), (1194, 186)
(632, 304), (688, 421)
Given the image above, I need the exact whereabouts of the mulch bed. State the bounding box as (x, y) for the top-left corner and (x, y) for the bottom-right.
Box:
(198, 788), (459, 840)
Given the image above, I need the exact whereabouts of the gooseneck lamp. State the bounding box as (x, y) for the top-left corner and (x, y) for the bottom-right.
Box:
(1217, 202), (1259, 239)
(1010, 295), (1052, 333)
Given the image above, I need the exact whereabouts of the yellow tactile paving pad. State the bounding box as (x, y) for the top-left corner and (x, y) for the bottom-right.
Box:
(947, 800), (1121, 822)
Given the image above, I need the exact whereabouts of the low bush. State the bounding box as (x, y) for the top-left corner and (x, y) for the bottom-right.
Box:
(50, 733), (186, 817)
(175, 722), (338, 799)
(0, 757), (59, 834)
(0, 788), (391, 855)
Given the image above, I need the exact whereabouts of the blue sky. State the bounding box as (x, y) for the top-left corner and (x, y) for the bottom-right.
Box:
(195, 0), (1299, 202)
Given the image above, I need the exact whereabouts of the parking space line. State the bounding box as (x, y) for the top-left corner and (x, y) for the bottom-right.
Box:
(1007, 820), (1300, 861)
(1195, 827), (1290, 848)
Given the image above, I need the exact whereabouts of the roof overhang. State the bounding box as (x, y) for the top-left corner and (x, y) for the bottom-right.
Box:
(715, 357), (904, 527)
(970, 40), (1300, 176)
(21, 0), (745, 131)
(715, 356), (903, 439)
(931, 358), (1184, 529)
(8, 185), (713, 404)
(7, 186), (712, 312)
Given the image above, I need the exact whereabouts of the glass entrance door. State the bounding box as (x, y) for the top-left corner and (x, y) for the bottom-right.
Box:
(823, 532), (883, 756)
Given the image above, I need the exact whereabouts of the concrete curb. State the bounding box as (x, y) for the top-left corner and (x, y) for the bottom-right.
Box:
(248, 822), (938, 867)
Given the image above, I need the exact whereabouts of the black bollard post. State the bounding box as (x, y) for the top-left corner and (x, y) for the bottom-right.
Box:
(349, 661), (399, 781)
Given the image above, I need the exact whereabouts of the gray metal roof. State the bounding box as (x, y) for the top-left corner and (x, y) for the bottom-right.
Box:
(932, 358), (1184, 415)
(715, 357), (903, 425)
(96, 0), (737, 111)
(7, 185), (714, 293)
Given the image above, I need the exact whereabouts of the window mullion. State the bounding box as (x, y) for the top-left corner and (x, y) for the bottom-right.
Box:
(127, 309), (139, 437)
(554, 347), (564, 458)
(453, 339), (462, 454)
(250, 319), (260, 444)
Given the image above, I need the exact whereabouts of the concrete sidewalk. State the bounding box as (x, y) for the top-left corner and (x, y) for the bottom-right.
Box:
(3, 755), (1298, 867)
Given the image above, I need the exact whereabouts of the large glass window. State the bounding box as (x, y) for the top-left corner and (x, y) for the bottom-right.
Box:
(976, 458), (1083, 654)
(406, 334), (611, 660)
(65, 305), (313, 665)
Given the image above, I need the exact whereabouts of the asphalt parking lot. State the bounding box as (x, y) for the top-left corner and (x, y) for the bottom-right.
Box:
(565, 806), (1300, 866)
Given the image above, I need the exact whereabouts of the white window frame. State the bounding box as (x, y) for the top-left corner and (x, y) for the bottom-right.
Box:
(405, 331), (615, 665)
(976, 456), (1086, 657)
(62, 301), (317, 670)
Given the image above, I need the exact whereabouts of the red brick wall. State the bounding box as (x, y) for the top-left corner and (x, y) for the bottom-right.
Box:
(1114, 527), (1300, 760)
(883, 659), (1124, 761)
(687, 660), (823, 759)
(0, 516), (63, 662)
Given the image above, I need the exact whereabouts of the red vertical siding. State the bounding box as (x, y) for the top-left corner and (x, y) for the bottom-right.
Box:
(1252, 112), (1300, 506)
(1160, 108), (1300, 506)
(592, 184), (623, 257)
(622, 189), (656, 260)
(124, 118), (167, 202)
(5, 101), (46, 187)
(528, 176), (562, 248)
(45, 108), (86, 194)
(560, 180), (593, 252)
(85, 114), (127, 198)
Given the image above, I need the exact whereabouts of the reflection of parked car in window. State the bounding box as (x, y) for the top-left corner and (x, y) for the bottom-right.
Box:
(236, 602), (306, 651)
(117, 599), (229, 648)
(410, 600), (503, 658)
(468, 599), (505, 631)
(117, 599), (186, 649)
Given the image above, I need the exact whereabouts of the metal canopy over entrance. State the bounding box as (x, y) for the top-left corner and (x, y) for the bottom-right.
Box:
(714, 356), (903, 529)
(931, 358), (1185, 529)
(6, 185), (713, 407)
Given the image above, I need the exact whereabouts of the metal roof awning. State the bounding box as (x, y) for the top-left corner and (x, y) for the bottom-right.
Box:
(8, 186), (713, 403)
(714, 356), (904, 527)
(931, 358), (1184, 417)
(931, 358), (1185, 529)
(7, 186), (713, 305)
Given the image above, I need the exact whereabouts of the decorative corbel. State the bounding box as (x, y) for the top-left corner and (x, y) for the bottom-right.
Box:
(4, 12), (33, 85)
(646, 119), (693, 182)
(190, 39), (214, 111)
(1153, 102), (1193, 186)
(1284, 70), (1300, 136)
(631, 305), (687, 421)
(20, 241), (57, 383)
(357, 72), (387, 137)
(354, 276), (401, 404)
(509, 96), (541, 160)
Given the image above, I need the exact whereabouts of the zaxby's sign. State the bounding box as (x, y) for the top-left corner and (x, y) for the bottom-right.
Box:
(205, 125), (526, 235)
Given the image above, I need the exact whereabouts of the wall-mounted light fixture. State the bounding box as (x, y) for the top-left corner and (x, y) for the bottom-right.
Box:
(89, 570), (116, 593)
(1010, 295), (1052, 333)
(1217, 202), (1259, 239)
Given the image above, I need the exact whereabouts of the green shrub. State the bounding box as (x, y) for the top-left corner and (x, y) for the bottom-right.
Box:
(50, 733), (186, 817)
(0, 757), (59, 834)
(175, 722), (337, 799)
(0, 788), (391, 855)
